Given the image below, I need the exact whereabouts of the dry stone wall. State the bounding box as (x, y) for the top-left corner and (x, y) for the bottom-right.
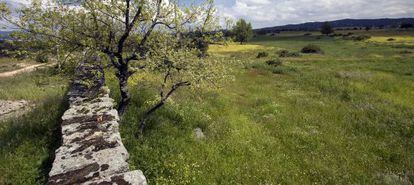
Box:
(47, 56), (146, 185)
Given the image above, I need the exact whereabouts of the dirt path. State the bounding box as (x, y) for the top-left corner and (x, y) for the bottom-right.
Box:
(0, 63), (48, 78)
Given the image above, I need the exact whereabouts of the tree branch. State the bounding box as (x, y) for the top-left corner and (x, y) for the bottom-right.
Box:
(137, 80), (190, 136)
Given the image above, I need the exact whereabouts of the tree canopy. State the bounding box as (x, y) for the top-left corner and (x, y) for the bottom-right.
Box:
(232, 19), (253, 44)
(0, 0), (226, 117)
(321, 21), (334, 35)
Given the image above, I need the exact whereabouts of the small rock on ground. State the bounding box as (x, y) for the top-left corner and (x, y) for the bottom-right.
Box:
(194, 128), (205, 139)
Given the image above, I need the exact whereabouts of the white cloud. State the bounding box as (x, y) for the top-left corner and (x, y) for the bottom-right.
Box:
(217, 0), (414, 28)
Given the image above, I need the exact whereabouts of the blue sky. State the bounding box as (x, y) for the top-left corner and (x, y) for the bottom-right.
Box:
(3, 0), (414, 29)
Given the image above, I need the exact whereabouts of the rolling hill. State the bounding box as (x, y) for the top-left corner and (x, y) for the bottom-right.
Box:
(255, 18), (414, 34)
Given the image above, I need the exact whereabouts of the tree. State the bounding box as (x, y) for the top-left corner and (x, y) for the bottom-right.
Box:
(321, 22), (334, 35)
(136, 33), (229, 135)
(400, 23), (413, 29)
(365, 26), (371, 31)
(232, 19), (253, 44)
(0, 0), (220, 116)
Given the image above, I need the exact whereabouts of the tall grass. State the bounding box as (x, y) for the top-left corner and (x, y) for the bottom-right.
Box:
(1, 30), (413, 184)
(0, 69), (68, 184)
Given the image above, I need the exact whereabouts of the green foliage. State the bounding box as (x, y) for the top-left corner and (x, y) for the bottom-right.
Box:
(301, 44), (324, 54)
(343, 35), (371, 41)
(321, 22), (334, 35)
(183, 31), (223, 58)
(266, 58), (282, 66)
(0, 70), (68, 184)
(271, 65), (297, 74)
(278, 50), (300, 57)
(256, 51), (269, 58)
(113, 32), (414, 184)
(35, 52), (49, 63)
(400, 23), (413, 29)
(2, 27), (414, 185)
(232, 19), (253, 44)
(0, 0), (225, 114)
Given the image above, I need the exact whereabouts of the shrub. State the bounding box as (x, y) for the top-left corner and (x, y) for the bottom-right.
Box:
(353, 35), (371, 41)
(35, 53), (49, 63)
(266, 58), (282, 66)
(321, 22), (334, 35)
(301, 44), (323, 54)
(331, 33), (344, 37)
(343, 35), (371, 41)
(272, 65), (297, 74)
(399, 50), (412, 54)
(251, 58), (296, 75)
(387, 38), (396, 41)
(400, 23), (413, 29)
(392, 45), (414, 49)
(278, 50), (300, 57)
(345, 32), (354, 36)
(257, 51), (269, 58)
(304, 33), (312, 36)
(195, 39), (209, 58)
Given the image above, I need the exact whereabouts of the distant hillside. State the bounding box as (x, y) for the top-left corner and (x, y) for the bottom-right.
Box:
(255, 18), (414, 34)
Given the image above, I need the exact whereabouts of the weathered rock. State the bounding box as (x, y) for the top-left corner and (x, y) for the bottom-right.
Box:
(48, 57), (146, 185)
(194, 128), (206, 139)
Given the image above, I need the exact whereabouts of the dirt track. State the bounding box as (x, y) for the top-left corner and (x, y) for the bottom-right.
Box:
(0, 63), (47, 78)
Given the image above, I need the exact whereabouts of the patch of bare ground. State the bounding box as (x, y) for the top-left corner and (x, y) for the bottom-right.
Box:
(0, 100), (33, 122)
(0, 63), (48, 78)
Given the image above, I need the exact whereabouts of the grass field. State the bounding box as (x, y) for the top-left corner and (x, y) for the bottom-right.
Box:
(0, 69), (68, 184)
(0, 30), (413, 184)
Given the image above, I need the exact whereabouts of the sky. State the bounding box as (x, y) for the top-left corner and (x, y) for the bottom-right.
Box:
(2, 0), (414, 29)
(212, 0), (414, 28)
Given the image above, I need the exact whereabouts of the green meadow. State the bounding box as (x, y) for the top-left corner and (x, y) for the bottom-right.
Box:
(1, 30), (413, 184)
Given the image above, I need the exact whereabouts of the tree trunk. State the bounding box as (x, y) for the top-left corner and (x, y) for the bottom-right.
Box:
(117, 66), (131, 116)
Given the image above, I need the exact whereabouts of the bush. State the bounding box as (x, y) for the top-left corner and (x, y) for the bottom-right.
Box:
(321, 22), (334, 35)
(399, 50), (412, 54)
(35, 53), (49, 63)
(257, 51), (269, 58)
(278, 50), (300, 58)
(0, 40), (28, 59)
(272, 65), (297, 74)
(343, 35), (371, 41)
(195, 39), (209, 58)
(400, 23), (413, 29)
(304, 33), (312, 36)
(353, 35), (371, 41)
(301, 44), (323, 54)
(266, 58), (282, 66)
(251, 58), (296, 75)
(331, 33), (344, 37)
(387, 38), (396, 41)
(345, 32), (354, 36)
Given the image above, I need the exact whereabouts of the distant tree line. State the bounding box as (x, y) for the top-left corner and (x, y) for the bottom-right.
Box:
(221, 18), (253, 44)
(254, 20), (414, 35)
